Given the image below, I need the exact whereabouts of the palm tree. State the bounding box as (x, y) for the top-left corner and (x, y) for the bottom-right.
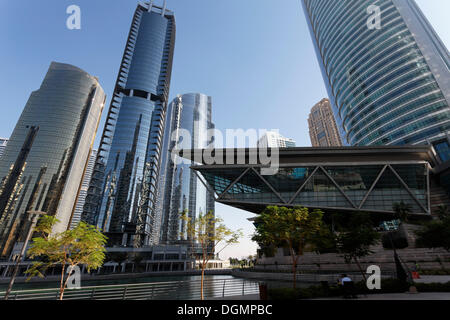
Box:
(436, 205), (449, 221)
(393, 201), (412, 223)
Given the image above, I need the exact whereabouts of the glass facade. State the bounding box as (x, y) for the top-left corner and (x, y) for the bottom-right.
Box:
(199, 163), (429, 215)
(0, 62), (105, 258)
(160, 94), (215, 245)
(82, 3), (176, 247)
(70, 149), (97, 229)
(0, 138), (8, 159)
(302, 0), (450, 146)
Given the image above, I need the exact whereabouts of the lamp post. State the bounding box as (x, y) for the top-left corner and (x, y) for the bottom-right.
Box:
(3, 211), (46, 300)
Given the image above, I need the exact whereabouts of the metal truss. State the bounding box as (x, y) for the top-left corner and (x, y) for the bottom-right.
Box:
(204, 163), (430, 215)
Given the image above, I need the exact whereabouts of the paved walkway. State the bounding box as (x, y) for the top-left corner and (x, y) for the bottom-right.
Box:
(413, 275), (450, 284)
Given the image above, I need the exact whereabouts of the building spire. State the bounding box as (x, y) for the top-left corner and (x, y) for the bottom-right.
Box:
(162, 0), (166, 16)
(147, 0), (153, 12)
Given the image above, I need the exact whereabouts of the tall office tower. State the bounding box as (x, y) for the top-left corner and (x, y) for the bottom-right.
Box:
(302, 0), (450, 146)
(82, 1), (176, 247)
(257, 131), (296, 148)
(159, 93), (215, 248)
(0, 62), (105, 258)
(308, 98), (343, 147)
(70, 149), (97, 229)
(0, 138), (8, 158)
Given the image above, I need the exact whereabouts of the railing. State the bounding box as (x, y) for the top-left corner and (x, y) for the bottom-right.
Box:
(1, 278), (260, 300)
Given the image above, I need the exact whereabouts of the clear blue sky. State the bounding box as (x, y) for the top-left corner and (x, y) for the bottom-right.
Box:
(0, 0), (449, 259)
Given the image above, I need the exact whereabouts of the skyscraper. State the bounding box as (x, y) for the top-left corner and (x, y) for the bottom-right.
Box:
(0, 138), (8, 159)
(257, 131), (296, 148)
(160, 93), (215, 247)
(0, 62), (105, 258)
(70, 149), (97, 229)
(308, 98), (343, 147)
(302, 0), (450, 147)
(82, 1), (176, 247)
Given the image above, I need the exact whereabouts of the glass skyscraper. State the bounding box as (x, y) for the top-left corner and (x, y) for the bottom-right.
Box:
(70, 149), (97, 229)
(0, 62), (105, 258)
(302, 0), (450, 146)
(82, 2), (176, 248)
(0, 138), (8, 159)
(159, 93), (215, 247)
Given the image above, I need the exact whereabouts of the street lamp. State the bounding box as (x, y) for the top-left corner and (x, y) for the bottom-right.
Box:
(3, 210), (46, 300)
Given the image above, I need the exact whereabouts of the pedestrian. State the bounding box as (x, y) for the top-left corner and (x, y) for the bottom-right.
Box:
(340, 274), (356, 299)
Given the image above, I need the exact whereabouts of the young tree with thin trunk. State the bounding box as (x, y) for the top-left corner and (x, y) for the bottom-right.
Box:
(180, 210), (242, 300)
(25, 215), (107, 300)
(415, 214), (450, 252)
(252, 206), (323, 289)
(336, 212), (380, 281)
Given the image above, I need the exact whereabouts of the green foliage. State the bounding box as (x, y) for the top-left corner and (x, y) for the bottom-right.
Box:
(415, 218), (450, 252)
(393, 201), (412, 222)
(252, 206), (324, 255)
(34, 215), (59, 237)
(381, 230), (409, 249)
(435, 205), (450, 221)
(180, 210), (242, 300)
(268, 279), (412, 300)
(252, 206), (324, 288)
(25, 216), (108, 299)
(180, 210), (242, 259)
(336, 212), (380, 263)
(310, 224), (337, 254)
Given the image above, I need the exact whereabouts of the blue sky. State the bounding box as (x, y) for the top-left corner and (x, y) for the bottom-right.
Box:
(0, 0), (449, 259)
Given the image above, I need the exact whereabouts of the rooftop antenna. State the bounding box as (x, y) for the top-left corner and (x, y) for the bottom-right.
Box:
(162, 0), (166, 16)
(147, 0), (154, 12)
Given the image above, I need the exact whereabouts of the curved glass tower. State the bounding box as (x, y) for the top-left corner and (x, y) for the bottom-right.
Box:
(82, 2), (176, 247)
(160, 93), (215, 246)
(0, 62), (105, 258)
(302, 0), (450, 146)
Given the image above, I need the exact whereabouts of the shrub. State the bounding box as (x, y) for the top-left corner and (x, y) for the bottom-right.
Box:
(267, 279), (450, 299)
(382, 231), (408, 249)
(415, 282), (450, 292)
(268, 288), (299, 300)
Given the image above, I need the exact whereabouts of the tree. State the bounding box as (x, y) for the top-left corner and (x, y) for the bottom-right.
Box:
(106, 252), (128, 273)
(180, 210), (242, 300)
(435, 205), (450, 221)
(129, 253), (145, 272)
(252, 206), (323, 289)
(336, 212), (380, 281)
(25, 216), (107, 300)
(310, 223), (337, 254)
(393, 201), (412, 223)
(415, 216), (450, 252)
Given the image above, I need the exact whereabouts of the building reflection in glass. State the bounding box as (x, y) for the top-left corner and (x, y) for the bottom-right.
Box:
(0, 62), (105, 258)
(82, 3), (176, 248)
(160, 94), (215, 256)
